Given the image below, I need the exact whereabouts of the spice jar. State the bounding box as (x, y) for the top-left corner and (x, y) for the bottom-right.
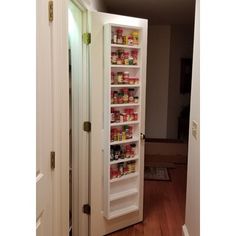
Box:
(111, 108), (115, 123)
(134, 96), (139, 103)
(111, 72), (115, 84)
(132, 31), (139, 45)
(123, 162), (129, 174)
(118, 93), (123, 104)
(128, 89), (134, 103)
(113, 91), (118, 104)
(112, 31), (117, 44)
(111, 52), (117, 64)
(130, 143), (136, 157)
(133, 112), (138, 121)
(123, 71), (129, 84)
(124, 52), (129, 65)
(123, 88), (129, 103)
(128, 55), (133, 65)
(118, 163), (124, 176)
(117, 72), (123, 84)
(116, 28), (123, 44)
(131, 50), (138, 65)
(134, 77), (139, 84)
(115, 110), (120, 123)
(129, 77), (135, 85)
(128, 35), (133, 46)
(122, 36), (127, 45)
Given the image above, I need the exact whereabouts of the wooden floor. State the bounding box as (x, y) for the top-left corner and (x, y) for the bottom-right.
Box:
(108, 165), (187, 236)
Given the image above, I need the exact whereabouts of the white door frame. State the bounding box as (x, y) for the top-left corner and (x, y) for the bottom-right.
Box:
(51, 0), (69, 235)
(69, 0), (90, 235)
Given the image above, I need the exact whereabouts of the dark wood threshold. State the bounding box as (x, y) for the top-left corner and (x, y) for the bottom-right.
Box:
(145, 138), (185, 143)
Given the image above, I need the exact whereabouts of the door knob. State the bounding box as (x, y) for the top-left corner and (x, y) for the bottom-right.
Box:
(140, 133), (146, 140)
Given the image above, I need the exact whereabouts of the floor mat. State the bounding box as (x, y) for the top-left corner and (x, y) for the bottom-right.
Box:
(144, 166), (170, 181)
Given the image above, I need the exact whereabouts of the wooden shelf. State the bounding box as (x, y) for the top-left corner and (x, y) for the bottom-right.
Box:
(110, 137), (139, 145)
(111, 103), (140, 108)
(110, 172), (139, 183)
(109, 205), (139, 219)
(110, 188), (138, 201)
(111, 44), (140, 49)
(111, 65), (140, 69)
(110, 120), (140, 127)
(110, 156), (139, 165)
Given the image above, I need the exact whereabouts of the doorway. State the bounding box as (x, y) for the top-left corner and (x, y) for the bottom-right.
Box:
(68, 1), (89, 235)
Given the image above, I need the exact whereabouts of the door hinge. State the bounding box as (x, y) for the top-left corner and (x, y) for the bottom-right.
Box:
(83, 204), (91, 215)
(83, 121), (91, 132)
(48, 1), (53, 22)
(83, 33), (91, 45)
(50, 151), (55, 170)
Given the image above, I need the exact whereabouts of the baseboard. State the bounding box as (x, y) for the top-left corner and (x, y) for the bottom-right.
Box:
(182, 224), (190, 236)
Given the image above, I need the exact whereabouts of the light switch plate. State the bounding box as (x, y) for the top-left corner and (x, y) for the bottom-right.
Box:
(192, 120), (198, 140)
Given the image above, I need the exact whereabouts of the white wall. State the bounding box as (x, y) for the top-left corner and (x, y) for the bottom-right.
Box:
(183, 0), (200, 235)
(145, 25), (171, 138)
(167, 25), (194, 139)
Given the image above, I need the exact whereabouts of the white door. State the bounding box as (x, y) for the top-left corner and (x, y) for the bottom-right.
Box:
(36, 0), (53, 235)
(89, 12), (147, 235)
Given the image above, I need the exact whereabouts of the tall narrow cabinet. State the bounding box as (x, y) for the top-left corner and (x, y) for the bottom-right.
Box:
(103, 23), (145, 220)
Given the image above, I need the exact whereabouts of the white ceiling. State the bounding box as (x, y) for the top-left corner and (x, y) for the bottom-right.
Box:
(102, 0), (195, 25)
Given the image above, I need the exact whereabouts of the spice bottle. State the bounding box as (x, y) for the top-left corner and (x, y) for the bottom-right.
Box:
(131, 50), (138, 65)
(111, 72), (115, 84)
(128, 35), (133, 46)
(132, 31), (139, 45)
(123, 52), (129, 65)
(111, 52), (117, 64)
(113, 91), (118, 104)
(117, 72), (123, 84)
(128, 89), (135, 103)
(123, 71), (129, 84)
(123, 88), (129, 103)
(116, 28), (123, 44)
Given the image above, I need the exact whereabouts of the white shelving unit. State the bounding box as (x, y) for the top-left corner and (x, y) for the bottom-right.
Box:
(103, 23), (143, 220)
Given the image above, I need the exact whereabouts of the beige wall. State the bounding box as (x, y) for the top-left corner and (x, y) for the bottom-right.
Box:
(167, 25), (194, 139)
(146, 25), (171, 138)
(80, 0), (106, 11)
(183, 0), (200, 235)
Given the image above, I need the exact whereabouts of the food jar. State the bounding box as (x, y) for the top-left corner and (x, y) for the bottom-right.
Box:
(111, 108), (115, 123)
(128, 55), (133, 65)
(124, 52), (129, 65)
(128, 35), (133, 46)
(118, 93), (123, 104)
(123, 71), (129, 84)
(134, 96), (139, 103)
(123, 88), (129, 103)
(132, 31), (139, 45)
(116, 28), (123, 44)
(131, 50), (138, 65)
(128, 89), (135, 103)
(112, 31), (117, 44)
(134, 77), (139, 84)
(115, 110), (120, 123)
(111, 52), (117, 64)
(133, 112), (138, 121)
(113, 91), (118, 104)
(129, 77), (135, 85)
(117, 72), (123, 84)
(111, 72), (115, 84)
(130, 143), (136, 157)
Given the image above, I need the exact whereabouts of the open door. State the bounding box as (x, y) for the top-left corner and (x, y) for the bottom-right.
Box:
(89, 12), (147, 235)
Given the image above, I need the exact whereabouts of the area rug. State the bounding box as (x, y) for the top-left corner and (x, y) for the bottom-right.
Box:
(144, 166), (170, 181)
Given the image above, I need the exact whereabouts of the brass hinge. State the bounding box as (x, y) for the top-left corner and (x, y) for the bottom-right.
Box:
(83, 121), (91, 132)
(50, 151), (55, 170)
(48, 1), (53, 22)
(83, 204), (91, 215)
(83, 33), (91, 45)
